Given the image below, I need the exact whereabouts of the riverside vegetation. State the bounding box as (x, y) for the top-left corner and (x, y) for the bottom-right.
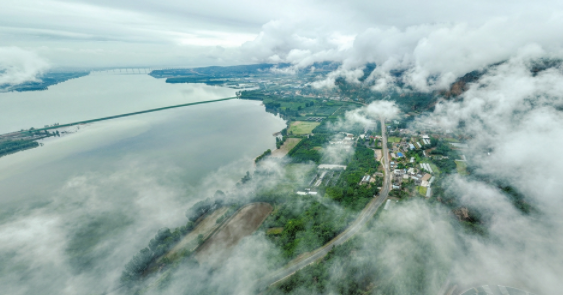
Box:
(117, 64), (536, 294)
(118, 94), (453, 294)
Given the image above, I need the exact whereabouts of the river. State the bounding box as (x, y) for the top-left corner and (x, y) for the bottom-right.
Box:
(0, 73), (285, 295)
(0, 72), (238, 134)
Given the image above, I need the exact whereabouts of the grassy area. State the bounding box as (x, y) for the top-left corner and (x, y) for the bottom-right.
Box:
(388, 136), (401, 143)
(288, 121), (321, 135)
(429, 163), (441, 174)
(283, 138), (301, 150)
(272, 138), (302, 157)
(267, 227), (284, 235)
(417, 186), (427, 196)
(456, 161), (468, 175)
(308, 106), (341, 116)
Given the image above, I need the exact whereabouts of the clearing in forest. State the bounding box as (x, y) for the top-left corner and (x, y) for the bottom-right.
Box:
(288, 121), (320, 135)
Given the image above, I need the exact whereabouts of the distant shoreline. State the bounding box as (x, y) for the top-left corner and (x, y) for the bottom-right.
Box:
(1, 97), (237, 138)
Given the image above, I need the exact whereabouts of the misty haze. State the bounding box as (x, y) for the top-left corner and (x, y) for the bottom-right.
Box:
(1, 1), (563, 295)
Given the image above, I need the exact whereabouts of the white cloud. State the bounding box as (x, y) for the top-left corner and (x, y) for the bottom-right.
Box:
(410, 51), (563, 294)
(2, 0), (563, 77)
(0, 47), (49, 85)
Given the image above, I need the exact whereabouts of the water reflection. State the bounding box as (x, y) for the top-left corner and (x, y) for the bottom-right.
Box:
(0, 73), (236, 133)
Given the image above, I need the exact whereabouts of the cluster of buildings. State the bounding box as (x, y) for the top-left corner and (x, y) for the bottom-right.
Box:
(296, 189), (318, 196)
(296, 164), (347, 196)
(420, 162), (434, 173)
(392, 167), (434, 198)
(389, 134), (433, 155)
(421, 134), (431, 145)
(329, 133), (355, 150)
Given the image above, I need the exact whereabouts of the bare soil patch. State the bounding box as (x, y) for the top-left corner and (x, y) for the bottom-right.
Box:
(271, 138), (301, 157)
(161, 207), (229, 262)
(373, 149), (382, 161)
(195, 203), (273, 266)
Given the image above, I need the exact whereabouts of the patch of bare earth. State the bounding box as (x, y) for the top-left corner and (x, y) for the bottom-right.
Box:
(373, 149), (382, 161)
(160, 207), (229, 262)
(271, 138), (301, 157)
(195, 203), (273, 267)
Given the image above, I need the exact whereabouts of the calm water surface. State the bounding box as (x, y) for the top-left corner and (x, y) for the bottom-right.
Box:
(0, 74), (285, 294)
(0, 72), (237, 133)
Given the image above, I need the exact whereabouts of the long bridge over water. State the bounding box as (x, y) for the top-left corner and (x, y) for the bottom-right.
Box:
(0, 97), (237, 139)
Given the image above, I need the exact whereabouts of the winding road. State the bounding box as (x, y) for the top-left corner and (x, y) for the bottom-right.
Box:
(256, 117), (391, 291)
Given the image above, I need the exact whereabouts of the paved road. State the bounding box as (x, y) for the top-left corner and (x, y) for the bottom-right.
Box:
(256, 117), (391, 291)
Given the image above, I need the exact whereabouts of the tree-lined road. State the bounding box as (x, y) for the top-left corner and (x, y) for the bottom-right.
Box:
(256, 117), (391, 291)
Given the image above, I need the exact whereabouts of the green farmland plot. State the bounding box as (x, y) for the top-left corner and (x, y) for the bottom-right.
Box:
(288, 121), (321, 135)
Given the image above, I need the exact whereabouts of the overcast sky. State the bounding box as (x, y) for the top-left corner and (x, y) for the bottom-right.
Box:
(3, 2), (563, 294)
(1, 0), (562, 68)
(2, 0), (563, 88)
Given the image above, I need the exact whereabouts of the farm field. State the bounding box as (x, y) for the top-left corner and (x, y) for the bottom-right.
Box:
(272, 138), (301, 157)
(417, 186), (427, 196)
(288, 121), (320, 135)
(195, 203), (273, 267)
(159, 207), (230, 263)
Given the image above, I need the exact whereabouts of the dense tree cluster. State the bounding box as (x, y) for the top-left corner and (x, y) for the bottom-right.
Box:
(324, 144), (380, 210)
(255, 149), (272, 163)
(428, 140), (458, 173)
(263, 195), (353, 262)
(2, 71), (89, 92)
(287, 132), (332, 163)
(121, 226), (192, 283)
(267, 208), (451, 295)
(121, 198), (229, 283)
(0, 139), (39, 157)
(185, 199), (223, 222)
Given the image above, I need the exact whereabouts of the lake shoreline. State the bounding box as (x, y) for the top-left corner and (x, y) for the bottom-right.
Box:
(0, 97), (239, 159)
